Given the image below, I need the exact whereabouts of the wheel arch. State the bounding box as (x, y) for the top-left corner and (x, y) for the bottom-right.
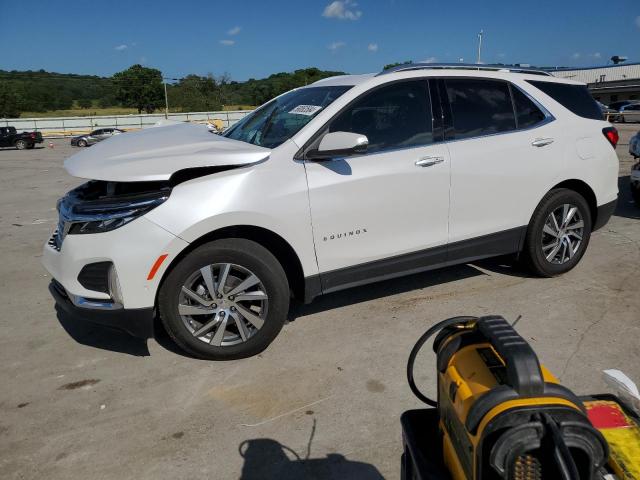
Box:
(548, 179), (597, 226)
(156, 225), (307, 303)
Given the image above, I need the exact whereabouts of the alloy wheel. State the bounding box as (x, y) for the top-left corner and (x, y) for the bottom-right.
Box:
(541, 203), (584, 265)
(177, 263), (269, 346)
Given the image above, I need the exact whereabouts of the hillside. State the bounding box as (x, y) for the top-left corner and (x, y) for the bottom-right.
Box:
(0, 67), (345, 118)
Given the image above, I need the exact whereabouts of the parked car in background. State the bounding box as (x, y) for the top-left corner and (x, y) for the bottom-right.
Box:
(0, 126), (43, 150)
(630, 131), (640, 159)
(44, 64), (619, 360)
(609, 100), (636, 112)
(630, 132), (640, 206)
(614, 103), (640, 123)
(71, 128), (124, 147)
(597, 101), (617, 121)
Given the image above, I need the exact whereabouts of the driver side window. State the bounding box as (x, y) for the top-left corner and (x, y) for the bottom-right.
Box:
(328, 80), (433, 154)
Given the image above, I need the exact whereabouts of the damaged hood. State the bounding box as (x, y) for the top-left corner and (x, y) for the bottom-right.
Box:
(64, 122), (271, 182)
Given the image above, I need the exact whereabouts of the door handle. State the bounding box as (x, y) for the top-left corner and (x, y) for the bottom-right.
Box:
(415, 156), (444, 167)
(531, 138), (554, 147)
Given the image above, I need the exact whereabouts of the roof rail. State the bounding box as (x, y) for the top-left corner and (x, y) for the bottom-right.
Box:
(377, 63), (553, 77)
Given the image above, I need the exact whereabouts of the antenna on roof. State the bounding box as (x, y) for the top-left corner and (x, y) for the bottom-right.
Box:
(477, 30), (483, 64)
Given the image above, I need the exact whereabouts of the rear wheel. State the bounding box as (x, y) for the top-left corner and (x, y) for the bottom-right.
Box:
(158, 239), (290, 360)
(521, 189), (592, 277)
(15, 140), (27, 150)
(26, 143), (35, 149)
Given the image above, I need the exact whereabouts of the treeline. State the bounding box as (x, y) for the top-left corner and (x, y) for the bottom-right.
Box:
(0, 66), (344, 118)
(0, 70), (115, 115)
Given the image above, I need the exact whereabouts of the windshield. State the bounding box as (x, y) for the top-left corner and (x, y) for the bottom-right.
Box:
(224, 85), (351, 148)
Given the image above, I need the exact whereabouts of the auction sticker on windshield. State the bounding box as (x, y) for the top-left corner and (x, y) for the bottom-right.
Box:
(289, 105), (323, 116)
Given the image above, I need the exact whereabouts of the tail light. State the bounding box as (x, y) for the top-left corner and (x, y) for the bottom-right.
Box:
(30, 132), (36, 139)
(603, 127), (619, 149)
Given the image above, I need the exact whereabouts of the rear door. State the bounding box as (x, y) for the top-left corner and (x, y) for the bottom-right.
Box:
(439, 78), (559, 252)
(304, 79), (451, 291)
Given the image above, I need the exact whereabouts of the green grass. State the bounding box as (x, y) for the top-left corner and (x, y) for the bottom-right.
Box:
(20, 105), (257, 118)
(20, 107), (140, 118)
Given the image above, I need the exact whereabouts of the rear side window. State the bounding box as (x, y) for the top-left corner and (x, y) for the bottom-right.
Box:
(329, 80), (433, 154)
(527, 81), (603, 120)
(512, 87), (546, 129)
(445, 79), (516, 140)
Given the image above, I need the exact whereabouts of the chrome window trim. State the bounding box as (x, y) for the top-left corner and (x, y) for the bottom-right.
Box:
(298, 76), (555, 160)
(298, 78), (438, 160)
(440, 78), (555, 145)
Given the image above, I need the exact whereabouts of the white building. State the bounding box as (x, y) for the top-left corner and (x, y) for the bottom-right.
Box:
(548, 63), (640, 106)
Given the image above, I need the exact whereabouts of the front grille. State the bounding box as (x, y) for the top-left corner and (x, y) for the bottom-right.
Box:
(77, 262), (112, 294)
(48, 229), (62, 251)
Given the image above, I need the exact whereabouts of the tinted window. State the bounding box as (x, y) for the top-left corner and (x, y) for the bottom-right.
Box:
(91, 129), (103, 135)
(445, 79), (515, 140)
(328, 80), (433, 154)
(624, 104), (640, 111)
(527, 81), (603, 120)
(512, 87), (546, 129)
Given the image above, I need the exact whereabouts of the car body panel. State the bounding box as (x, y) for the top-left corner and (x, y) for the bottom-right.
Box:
(304, 142), (451, 273)
(144, 139), (319, 277)
(42, 217), (189, 309)
(65, 122), (271, 182)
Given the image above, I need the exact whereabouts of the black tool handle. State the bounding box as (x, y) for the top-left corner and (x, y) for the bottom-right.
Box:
(477, 316), (544, 396)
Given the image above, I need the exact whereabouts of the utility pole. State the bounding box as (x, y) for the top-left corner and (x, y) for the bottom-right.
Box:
(477, 29), (483, 64)
(163, 81), (169, 119)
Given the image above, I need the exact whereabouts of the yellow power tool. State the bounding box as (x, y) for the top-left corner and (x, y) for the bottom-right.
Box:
(403, 315), (610, 480)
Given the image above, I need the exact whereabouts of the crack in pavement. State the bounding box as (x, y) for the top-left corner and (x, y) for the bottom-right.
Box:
(560, 262), (639, 379)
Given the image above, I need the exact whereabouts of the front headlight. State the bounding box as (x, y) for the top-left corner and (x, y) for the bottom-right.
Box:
(59, 181), (170, 235)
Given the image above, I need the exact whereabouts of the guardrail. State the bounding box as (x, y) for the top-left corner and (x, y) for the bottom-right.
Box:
(1, 110), (253, 137)
(605, 111), (640, 123)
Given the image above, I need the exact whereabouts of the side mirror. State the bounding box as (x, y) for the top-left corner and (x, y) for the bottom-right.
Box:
(306, 131), (368, 160)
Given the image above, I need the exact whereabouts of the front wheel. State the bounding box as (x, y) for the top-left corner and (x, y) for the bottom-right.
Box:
(77, 139), (87, 147)
(521, 189), (592, 277)
(158, 239), (290, 360)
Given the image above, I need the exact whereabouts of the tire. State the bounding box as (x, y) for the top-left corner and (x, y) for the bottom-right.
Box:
(521, 188), (592, 277)
(15, 139), (27, 150)
(77, 139), (87, 147)
(158, 238), (290, 360)
(632, 185), (640, 208)
(26, 143), (35, 149)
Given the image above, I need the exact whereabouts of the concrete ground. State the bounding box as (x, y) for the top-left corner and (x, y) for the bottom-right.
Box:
(1, 126), (639, 480)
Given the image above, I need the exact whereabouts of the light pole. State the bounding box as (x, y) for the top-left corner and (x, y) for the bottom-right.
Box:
(477, 30), (483, 64)
(163, 81), (169, 119)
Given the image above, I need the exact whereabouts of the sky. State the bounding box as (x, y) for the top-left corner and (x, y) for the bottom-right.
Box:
(1, 0), (638, 81)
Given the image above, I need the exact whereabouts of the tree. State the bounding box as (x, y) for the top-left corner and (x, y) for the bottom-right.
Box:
(77, 98), (92, 108)
(167, 74), (223, 112)
(383, 60), (413, 70)
(0, 83), (22, 118)
(112, 64), (164, 113)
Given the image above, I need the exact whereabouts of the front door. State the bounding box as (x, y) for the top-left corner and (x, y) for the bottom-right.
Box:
(304, 79), (451, 292)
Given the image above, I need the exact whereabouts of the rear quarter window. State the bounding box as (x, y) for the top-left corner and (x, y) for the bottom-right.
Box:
(526, 80), (603, 120)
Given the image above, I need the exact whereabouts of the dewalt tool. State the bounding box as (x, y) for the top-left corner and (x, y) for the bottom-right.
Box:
(401, 315), (614, 480)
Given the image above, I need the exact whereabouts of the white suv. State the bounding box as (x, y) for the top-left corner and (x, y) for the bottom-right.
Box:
(43, 64), (619, 360)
